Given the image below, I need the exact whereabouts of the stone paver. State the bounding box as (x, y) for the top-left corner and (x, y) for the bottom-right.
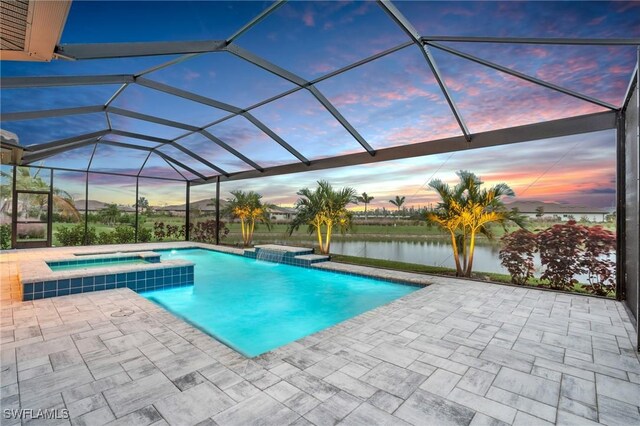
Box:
(1, 242), (639, 425)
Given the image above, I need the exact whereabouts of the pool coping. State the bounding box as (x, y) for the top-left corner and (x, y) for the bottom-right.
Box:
(19, 252), (194, 284)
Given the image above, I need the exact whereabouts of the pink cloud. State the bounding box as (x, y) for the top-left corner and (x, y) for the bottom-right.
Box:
(609, 65), (630, 74)
(183, 70), (201, 81)
(308, 62), (335, 74)
(529, 47), (549, 59)
(588, 16), (607, 26)
(440, 7), (476, 17)
(302, 10), (315, 27)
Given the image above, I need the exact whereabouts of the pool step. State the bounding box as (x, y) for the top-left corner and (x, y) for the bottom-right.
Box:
(244, 245), (329, 266)
(294, 254), (330, 264)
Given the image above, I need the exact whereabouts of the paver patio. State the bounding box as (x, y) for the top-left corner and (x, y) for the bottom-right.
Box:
(1, 244), (639, 425)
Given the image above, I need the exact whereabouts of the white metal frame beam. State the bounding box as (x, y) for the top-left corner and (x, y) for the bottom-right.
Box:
(225, 44), (375, 155)
(426, 41), (617, 110)
(377, 0), (471, 141)
(191, 111), (616, 184)
(420, 35), (640, 45)
(55, 40), (226, 60)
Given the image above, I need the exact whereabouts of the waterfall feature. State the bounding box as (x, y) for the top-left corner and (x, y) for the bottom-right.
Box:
(245, 244), (329, 267)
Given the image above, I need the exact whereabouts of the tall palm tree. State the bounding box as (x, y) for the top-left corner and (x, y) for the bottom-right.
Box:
(357, 192), (374, 220)
(224, 190), (272, 246)
(389, 195), (405, 213)
(428, 171), (522, 277)
(288, 181), (357, 254)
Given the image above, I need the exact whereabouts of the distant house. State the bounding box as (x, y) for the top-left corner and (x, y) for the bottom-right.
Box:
(153, 199), (222, 217)
(74, 200), (135, 213)
(505, 200), (612, 223)
(270, 206), (296, 221)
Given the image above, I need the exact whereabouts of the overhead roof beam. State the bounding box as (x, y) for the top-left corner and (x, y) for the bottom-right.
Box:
(0, 99), (245, 176)
(420, 35), (640, 45)
(55, 40), (226, 60)
(134, 1), (286, 77)
(22, 138), (100, 164)
(136, 77), (310, 164)
(135, 77), (242, 113)
(99, 140), (153, 151)
(197, 130), (264, 172)
(202, 41), (415, 129)
(226, 44), (376, 155)
(107, 106), (200, 131)
(25, 129), (110, 151)
(1, 74), (134, 88)
(104, 83), (129, 107)
(1, 105), (104, 121)
(155, 151), (208, 180)
(240, 113), (310, 165)
(161, 156), (189, 180)
(427, 41), (618, 110)
(226, 0), (286, 44)
(377, 0), (471, 141)
(137, 151), (154, 177)
(110, 129), (171, 145)
(108, 129), (228, 176)
(622, 62), (639, 110)
(311, 41), (413, 84)
(166, 141), (230, 177)
(190, 111), (616, 184)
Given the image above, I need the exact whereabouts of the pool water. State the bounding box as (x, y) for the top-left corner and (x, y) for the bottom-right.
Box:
(48, 258), (149, 271)
(141, 249), (419, 357)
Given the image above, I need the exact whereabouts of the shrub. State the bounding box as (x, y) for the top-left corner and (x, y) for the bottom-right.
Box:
(190, 220), (229, 244)
(581, 225), (616, 296)
(166, 224), (181, 240)
(55, 224), (84, 246)
(153, 221), (166, 240)
(499, 230), (538, 285)
(537, 221), (588, 290)
(55, 224), (98, 246)
(97, 231), (113, 245)
(138, 227), (152, 243)
(0, 224), (11, 249)
(500, 221), (617, 295)
(112, 225), (135, 244)
(154, 222), (185, 241)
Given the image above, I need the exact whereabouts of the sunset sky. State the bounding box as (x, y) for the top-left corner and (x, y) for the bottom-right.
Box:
(1, 1), (637, 209)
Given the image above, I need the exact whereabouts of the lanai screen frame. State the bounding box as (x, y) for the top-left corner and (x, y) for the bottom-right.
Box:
(1, 0), (639, 298)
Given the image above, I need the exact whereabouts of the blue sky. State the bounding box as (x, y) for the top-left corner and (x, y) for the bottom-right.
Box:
(1, 1), (637, 208)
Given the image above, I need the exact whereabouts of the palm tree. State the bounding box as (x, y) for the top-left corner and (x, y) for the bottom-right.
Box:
(137, 197), (150, 214)
(100, 204), (121, 226)
(224, 190), (272, 246)
(0, 167), (80, 221)
(427, 171), (522, 277)
(288, 180), (357, 255)
(357, 192), (374, 220)
(389, 195), (405, 214)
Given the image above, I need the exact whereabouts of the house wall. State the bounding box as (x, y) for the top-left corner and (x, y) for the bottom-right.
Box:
(520, 212), (607, 222)
(623, 69), (639, 350)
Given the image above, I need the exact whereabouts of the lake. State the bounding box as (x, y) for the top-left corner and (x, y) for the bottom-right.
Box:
(328, 239), (507, 275)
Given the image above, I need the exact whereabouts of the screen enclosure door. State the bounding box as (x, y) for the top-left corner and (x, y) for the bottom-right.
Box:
(13, 190), (52, 248)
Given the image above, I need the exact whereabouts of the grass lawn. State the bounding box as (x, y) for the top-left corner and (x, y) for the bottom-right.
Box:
(329, 253), (596, 296)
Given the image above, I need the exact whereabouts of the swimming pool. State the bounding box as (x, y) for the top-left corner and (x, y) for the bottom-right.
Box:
(141, 249), (419, 357)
